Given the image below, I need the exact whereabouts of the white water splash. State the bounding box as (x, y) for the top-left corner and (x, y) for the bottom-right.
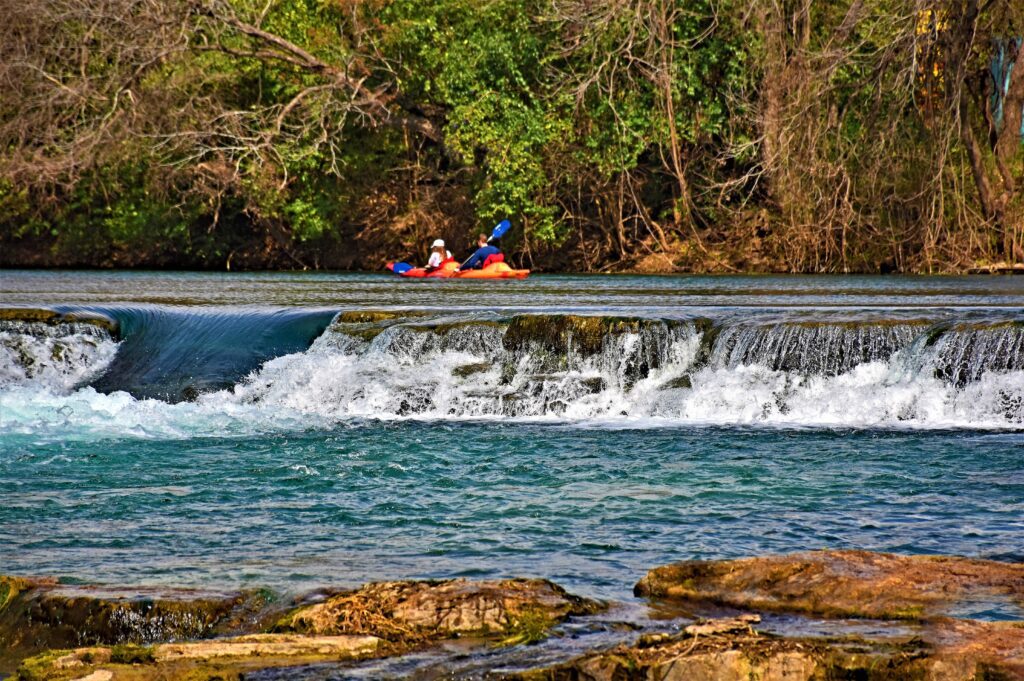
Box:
(0, 321), (119, 392)
(2, 317), (1022, 438)
(218, 320), (1022, 428)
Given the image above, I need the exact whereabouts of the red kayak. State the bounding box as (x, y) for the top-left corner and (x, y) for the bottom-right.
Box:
(387, 260), (530, 279)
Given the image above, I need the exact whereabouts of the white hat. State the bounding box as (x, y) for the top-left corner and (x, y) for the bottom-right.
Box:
(431, 239), (445, 248)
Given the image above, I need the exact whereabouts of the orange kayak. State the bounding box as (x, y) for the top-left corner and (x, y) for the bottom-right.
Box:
(453, 262), (530, 279)
(392, 261), (530, 279)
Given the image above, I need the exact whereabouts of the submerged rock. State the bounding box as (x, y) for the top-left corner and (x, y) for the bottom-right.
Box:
(274, 578), (603, 643)
(634, 550), (1024, 620)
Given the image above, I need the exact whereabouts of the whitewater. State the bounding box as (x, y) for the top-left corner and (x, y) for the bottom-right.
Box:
(1, 308), (1022, 438)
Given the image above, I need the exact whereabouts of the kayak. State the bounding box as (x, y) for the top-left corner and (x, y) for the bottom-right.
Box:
(387, 260), (530, 279)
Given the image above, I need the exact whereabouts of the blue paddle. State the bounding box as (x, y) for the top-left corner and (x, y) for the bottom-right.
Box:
(459, 220), (511, 269)
(388, 262), (414, 274)
(488, 219), (511, 242)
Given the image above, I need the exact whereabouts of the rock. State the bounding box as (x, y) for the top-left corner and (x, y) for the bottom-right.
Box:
(0, 308), (118, 335)
(664, 374), (692, 389)
(503, 630), (832, 681)
(634, 550), (1024, 620)
(153, 633), (380, 661)
(922, 618), (1024, 678)
(0, 577), (277, 676)
(453, 361), (492, 378)
(71, 671), (112, 681)
(502, 619), (1024, 681)
(274, 578), (603, 643)
(334, 310), (412, 325)
(683, 614), (760, 636)
(16, 634), (381, 681)
(503, 315), (670, 358)
(506, 552), (1024, 681)
(328, 309), (417, 342)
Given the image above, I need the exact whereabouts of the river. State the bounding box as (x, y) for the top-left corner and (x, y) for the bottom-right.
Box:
(1, 271), (1022, 602)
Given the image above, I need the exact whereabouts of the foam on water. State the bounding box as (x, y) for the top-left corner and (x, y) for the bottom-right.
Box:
(2, 313), (1022, 438)
(0, 320), (119, 392)
(219, 319), (1022, 428)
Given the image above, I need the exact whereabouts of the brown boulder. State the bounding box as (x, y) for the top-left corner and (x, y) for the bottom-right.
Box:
(275, 578), (603, 642)
(635, 550), (1024, 620)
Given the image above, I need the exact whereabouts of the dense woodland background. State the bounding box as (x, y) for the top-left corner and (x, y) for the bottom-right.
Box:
(1, 0), (1022, 272)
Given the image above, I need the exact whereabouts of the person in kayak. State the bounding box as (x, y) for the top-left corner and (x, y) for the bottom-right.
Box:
(460, 233), (502, 270)
(426, 239), (453, 270)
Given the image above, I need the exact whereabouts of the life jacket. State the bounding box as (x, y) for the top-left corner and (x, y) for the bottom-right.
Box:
(482, 252), (505, 267)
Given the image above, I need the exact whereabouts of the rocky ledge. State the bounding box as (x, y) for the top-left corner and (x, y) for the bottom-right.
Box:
(4, 578), (602, 680)
(5, 552), (1023, 681)
(635, 549), (1024, 620)
(513, 550), (1024, 680)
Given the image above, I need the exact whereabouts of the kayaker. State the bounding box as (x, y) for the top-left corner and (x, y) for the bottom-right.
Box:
(426, 239), (452, 270)
(460, 233), (502, 270)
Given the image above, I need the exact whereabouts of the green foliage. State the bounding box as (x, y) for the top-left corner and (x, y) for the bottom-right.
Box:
(109, 644), (156, 664)
(16, 650), (73, 681)
(1, 0), (1015, 270)
(498, 607), (557, 646)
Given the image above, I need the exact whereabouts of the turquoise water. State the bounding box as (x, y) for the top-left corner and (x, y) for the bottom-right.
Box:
(2, 425), (1022, 599)
(1, 271), (1022, 601)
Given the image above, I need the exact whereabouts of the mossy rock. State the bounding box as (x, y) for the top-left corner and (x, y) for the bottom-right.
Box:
(0, 576), (32, 612)
(0, 582), (278, 676)
(274, 578), (603, 644)
(0, 308), (61, 324)
(335, 310), (413, 324)
(924, 325), (949, 347)
(14, 649), (73, 681)
(503, 314), (668, 358)
(693, 318), (722, 368)
(109, 644), (156, 664)
(0, 308), (118, 335)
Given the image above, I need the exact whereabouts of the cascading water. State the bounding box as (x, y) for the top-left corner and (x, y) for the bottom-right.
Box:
(2, 308), (1022, 432)
(0, 318), (119, 392)
(221, 314), (1023, 427)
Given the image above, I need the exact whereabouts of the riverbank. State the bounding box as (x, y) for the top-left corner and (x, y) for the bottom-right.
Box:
(3, 550), (1022, 680)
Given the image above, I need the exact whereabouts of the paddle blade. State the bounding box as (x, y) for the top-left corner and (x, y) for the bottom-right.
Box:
(389, 262), (413, 274)
(489, 219), (512, 241)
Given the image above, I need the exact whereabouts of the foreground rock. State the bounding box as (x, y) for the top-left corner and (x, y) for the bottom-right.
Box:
(11, 578), (602, 680)
(0, 576), (275, 675)
(635, 549), (1024, 620)
(15, 635), (381, 681)
(506, 551), (1024, 680)
(275, 578), (603, 644)
(508, 616), (1024, 680)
